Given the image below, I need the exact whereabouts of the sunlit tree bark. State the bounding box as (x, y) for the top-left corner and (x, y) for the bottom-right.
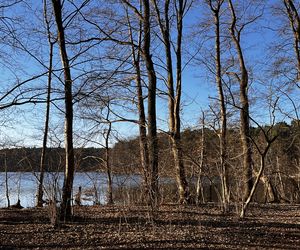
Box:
(240, 122), (278, 218)
(121, 0), (159, 206)
(207, 0), (229, 210)
(228, 0), (253, 201)
(152, 0), (190, 204)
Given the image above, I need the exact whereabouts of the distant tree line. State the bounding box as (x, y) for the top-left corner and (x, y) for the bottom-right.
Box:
(0, 147), (102, 172)
(1, 120), (300, 205)
(112, 121), (300, 205)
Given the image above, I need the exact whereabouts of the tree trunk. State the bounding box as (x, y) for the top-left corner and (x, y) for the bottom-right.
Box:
(173, 0), (190, 204)
(240, 131), (277, 218)
(105, 124), (113, 205)
(128, 18), (150, 203)
(5, 154), (10, 208)
(208, 0), (229, 209)
(276, 156), (286, 201)
(104, 105), (113, 205)
(122, 0), (158, 207)
(259, 173), (276, 203)
(153, 0), (190, 203)
(196, 112), (205, 204)
(228, 0), (253, 201)
(172, 136), (190, 203)
(51, 0), (75, 221)
(240, 154), (265, 218)
(36, 1), (53, 207)
(135, 62), (150, 202)
(142, 0), (159, 206)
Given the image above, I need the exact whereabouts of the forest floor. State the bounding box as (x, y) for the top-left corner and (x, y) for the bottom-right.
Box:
(0, 203), (299, 249)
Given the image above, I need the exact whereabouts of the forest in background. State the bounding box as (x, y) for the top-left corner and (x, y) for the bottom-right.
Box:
(1, 120), (300, 204)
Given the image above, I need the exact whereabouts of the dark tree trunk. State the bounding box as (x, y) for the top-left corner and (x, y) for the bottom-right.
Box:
(104, 105), (113, 205)
(133, 48), (150, 201)
(142, 0), (159, 206)
(105, 124), (113, 205)
(36, 1), (53, 207)
(51, 0), (75, 221)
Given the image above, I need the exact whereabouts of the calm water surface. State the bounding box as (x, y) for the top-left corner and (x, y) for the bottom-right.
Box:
(0, 172), (141, 208)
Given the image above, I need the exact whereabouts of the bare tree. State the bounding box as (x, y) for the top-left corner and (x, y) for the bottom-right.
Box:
(36, 0), (55, 207)
(206, 0), (229, 210)
(126, 9), (150, 203)
(152, 0), (191, 203)
(4, 153), (10, 207)
(121, 0), (160, 206)
(228, 0), (254, 201)
(196, 111), (206, 204)
(51, 0), (75, 221)
(0, 1), (51, 110)
(240, 116), (278, 218)
(142, 0), (159, 206)
(103, 99), (113, 205)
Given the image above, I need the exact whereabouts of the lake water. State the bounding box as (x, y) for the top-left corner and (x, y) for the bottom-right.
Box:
(0, 172), (142, 208)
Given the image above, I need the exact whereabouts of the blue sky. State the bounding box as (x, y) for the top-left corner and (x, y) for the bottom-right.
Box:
(0, 0), (298, 147)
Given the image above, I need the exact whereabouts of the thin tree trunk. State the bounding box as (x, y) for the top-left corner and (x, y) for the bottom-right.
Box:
(240, 152), (273, 217)
(240, 131), (277, 218)
(228, 0), (253, 201)
(216, 13), (229, 210)
(105, 124), (113, 204)
(255, 172), (276, 203)
(196, 112), (205, 204)
(208, 0), (229, 209)
(5, 154), (10, 208)
(276, 156), (286, 201)
(127, 14), (150, 202)
(104, 104), (113, 205)
(36, 0), (53, 207)
(51, 0), (75, 221)
(240, 154), (265, 218)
